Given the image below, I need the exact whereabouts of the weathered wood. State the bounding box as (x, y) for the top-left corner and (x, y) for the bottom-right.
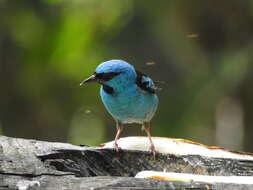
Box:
(0, 136), (252, 189)
(2, 175), (252, 190)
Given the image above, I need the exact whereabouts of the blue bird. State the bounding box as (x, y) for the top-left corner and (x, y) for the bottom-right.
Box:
(80, 60), (158, 153)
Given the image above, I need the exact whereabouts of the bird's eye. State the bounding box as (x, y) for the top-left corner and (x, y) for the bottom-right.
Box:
(95, 72), (121, 81)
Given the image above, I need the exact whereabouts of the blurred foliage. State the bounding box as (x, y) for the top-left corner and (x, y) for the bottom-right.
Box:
(1, 0), (253, 151)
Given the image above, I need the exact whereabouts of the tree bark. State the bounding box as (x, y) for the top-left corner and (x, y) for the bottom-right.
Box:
(0, 136), (252, 190)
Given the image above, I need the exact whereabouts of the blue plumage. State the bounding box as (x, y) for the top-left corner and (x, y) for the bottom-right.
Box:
(81, 60), (158, 153)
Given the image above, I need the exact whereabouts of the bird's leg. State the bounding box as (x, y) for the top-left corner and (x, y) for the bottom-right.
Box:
(114, 121), (123, 152)
(143, 122), (156, 155)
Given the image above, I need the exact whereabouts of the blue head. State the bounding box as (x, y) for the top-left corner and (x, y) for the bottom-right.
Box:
(81, 60), (137, 92)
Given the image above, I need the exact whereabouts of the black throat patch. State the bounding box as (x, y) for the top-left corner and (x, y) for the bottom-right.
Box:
(102, 84), (114, 94)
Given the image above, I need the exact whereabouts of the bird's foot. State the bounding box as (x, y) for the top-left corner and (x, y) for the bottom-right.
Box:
(114, 142), (121, 152)
(149, 144), (157, 156)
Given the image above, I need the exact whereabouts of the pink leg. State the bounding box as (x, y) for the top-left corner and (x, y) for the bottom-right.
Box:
(114, 121), (123, 152)
(143, 122), (156, 155)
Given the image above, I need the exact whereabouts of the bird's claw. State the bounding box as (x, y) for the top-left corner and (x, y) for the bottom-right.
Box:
(114, 142), (121, 152)
(149, 145), (157, 156)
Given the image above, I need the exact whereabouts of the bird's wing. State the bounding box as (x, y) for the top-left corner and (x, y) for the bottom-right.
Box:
(135, 70), (156, 94)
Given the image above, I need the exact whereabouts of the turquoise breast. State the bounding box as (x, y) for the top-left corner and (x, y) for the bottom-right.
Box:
(100, 86), (158, 124)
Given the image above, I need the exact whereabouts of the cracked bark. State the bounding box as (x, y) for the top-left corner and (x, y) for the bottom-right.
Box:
(0, 136), (252, 190)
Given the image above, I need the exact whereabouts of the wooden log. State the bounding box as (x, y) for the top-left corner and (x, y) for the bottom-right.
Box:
(0, 135), (252, 190)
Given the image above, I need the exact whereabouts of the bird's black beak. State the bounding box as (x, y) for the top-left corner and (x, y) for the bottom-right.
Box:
(80, 74), (97, 86)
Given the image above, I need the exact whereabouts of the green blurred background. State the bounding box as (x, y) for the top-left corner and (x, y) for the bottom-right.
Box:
(1, 0), (253, 152)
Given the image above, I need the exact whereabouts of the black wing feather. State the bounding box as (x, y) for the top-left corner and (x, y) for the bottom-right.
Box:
(135, 70), (156, 94)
